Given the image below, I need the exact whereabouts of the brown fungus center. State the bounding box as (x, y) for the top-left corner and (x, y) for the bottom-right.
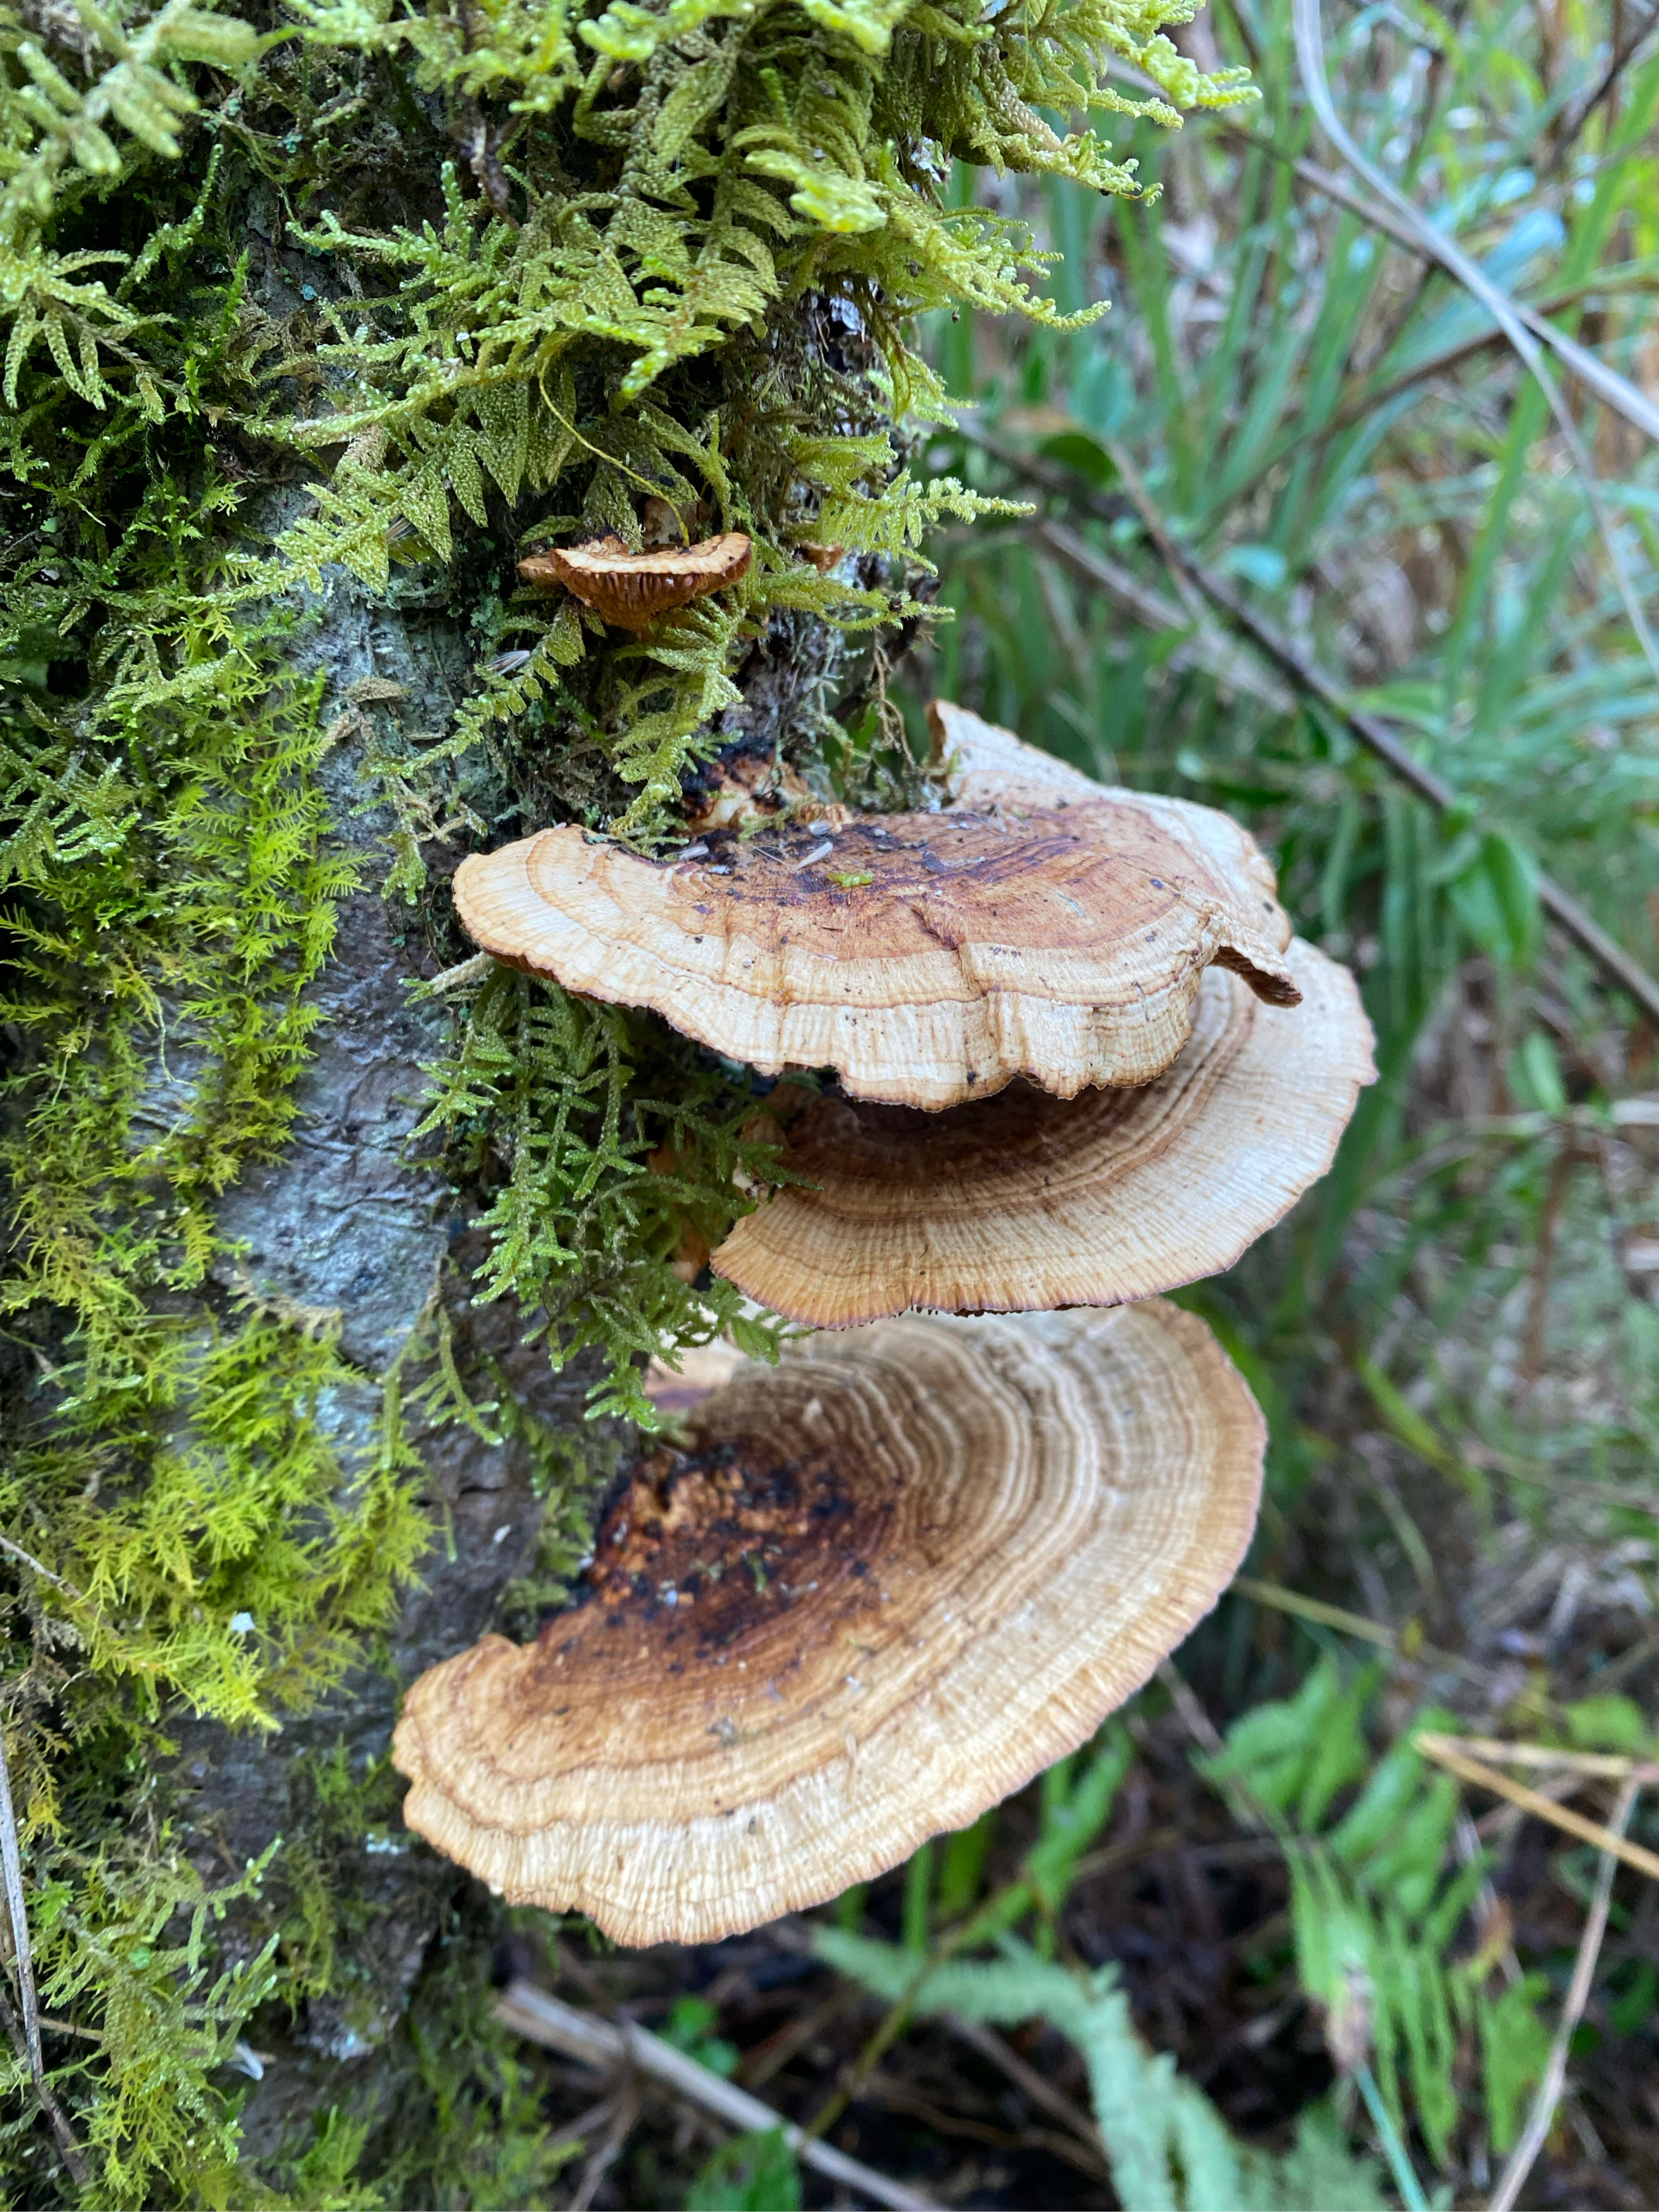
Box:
(450, 705), (1301, 1107)
(550, 1438), (895, 1692)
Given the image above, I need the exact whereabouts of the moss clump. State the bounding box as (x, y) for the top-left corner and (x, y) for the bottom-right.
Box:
(415, 966), (795, 1425)
(0, 0), (1252, 2194)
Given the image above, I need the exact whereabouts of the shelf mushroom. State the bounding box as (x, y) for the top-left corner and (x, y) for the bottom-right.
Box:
(711, 936), (1375, 1328)
(518, 532), (752, 630)
(392, 1301), (1264, 1947)
(450, 707), (1300, 1111)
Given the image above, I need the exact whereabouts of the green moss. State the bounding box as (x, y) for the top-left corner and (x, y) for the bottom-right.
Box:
(415, 965), (795, 1423)
(0, 0), (1251, 2192)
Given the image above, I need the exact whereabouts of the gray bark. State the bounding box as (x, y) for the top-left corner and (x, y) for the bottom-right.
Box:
(168, 560), (606, 2155)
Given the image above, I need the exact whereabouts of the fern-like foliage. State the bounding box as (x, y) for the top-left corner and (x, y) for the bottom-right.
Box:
(243, 0), (1253, 831)
(413, 965), (793, 1422)
(0, 0), (256, 406)
(817, 1929), (1386, 2211)
(23, 1839), (280, 2205)
(0, 0), (1257, 2187)
(1202, 1658), (1554, 2169)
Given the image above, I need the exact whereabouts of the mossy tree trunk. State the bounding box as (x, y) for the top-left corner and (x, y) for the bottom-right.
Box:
(166, 563), (604, 2151)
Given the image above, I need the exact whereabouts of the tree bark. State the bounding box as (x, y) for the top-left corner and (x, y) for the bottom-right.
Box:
(165, 552), (609, 2153)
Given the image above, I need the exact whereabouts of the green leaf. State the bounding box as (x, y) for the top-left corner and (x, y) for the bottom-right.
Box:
(687, 2128), (800, 2210)
(1479, 1974), (1554, 2153)
(1562, 1694), (1650, 1754)
(1024, 1726), (1131, 1909)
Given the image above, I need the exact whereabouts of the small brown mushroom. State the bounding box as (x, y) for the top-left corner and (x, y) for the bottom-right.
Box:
(683, 750), (852, 836)
(392, 1300), (1263, 1946)
(711, 938), (1375, 1328)
(450, 708), (1300, 1111)
(518, 532), (752, 630)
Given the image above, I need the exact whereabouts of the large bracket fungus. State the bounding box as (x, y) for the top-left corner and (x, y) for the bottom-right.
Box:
(393, 1302), (1264, 1947)
(450, 707), (1300, 1111)
(711, 936), (1377, 1328)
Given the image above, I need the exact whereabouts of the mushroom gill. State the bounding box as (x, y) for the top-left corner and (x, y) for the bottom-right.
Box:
(711, 937), (1376, 1329)
(392, 1302), (1265, 1947)
(518, 532), (752, 630)
(450, 723), (1299, 1111)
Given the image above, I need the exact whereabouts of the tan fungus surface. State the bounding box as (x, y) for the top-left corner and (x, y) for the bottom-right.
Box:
(392, 1301), (1264, 1947)
(518, 532), (752, 630)
(712, 938), (1375, 1328)
(451, 703), (1299, 1109)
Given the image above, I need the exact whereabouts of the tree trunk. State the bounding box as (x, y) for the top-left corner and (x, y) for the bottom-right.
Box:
(171, 588), (602, 2146)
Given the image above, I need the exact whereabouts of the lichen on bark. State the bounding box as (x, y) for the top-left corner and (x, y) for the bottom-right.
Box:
(0, 0), (1251, 2193)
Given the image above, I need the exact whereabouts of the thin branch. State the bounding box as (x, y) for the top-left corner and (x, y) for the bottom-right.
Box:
(1435, 1735), (1659, 1783)
(420, 952), (494, 997)
(1292, 0), (1659, 691)
(0, 1534), (83, 1603)
(493, 1978), (940, 2212)
(950, 430), (1289, 709)
(0, 1986), (89, 2192)
(1224, 264), (1659, 501)
(942, 2012), (1106, 2162)
(0, 1725), (42, 2075)
(1416, 1735), (1659, 1882)
(1100, 39), (1659, 454)
(1541, 0), (1659, 173)
(1330, 266), (1659, 440)
(1211, 119), (1659, 455)
(1486, 1777), (1641, 2212)
(1022, 511), (1659, 1029)
(0, 1727), (89, 2190)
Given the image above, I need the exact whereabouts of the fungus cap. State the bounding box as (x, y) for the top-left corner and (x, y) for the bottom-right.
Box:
(712, 938), (1375, 1328)
(450, 705), (1299, 1110)
(518, 532), (752, 630)
(928, 697), (1107, 812)
(392, 1301), (1263, 1947)
(929, 698), (1294, 902)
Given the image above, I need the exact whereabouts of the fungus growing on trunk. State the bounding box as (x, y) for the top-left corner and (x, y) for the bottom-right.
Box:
(928, 697), (1111, 813)
(517, 532), (753, 630)
(392, 1300), (1264, 1947)
(711, 938), (1375, 1327)
(450, 757), (1299, 1111)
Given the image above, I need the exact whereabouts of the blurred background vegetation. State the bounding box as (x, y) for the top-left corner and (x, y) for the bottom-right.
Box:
(508, 0), (1659, 2204)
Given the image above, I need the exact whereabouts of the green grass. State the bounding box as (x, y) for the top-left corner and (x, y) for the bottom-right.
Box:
(814, 0), (1659, 2194)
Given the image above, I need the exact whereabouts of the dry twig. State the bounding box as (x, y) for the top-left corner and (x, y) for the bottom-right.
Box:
(494, 1977), (939, 2211)
(1024, 511), (1659, 1028)
(1417, 1735), (1659, 1882)
(1441, 1736), (1659, 1783)
(0, 1727), (88, 2189)
(1486, 1777), (1642, 2212)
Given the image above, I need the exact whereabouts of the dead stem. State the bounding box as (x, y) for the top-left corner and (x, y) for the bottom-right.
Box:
(1487, 1776), (1642, 2211)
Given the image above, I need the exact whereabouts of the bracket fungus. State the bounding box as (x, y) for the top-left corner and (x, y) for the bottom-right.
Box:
(712, 937), (1376, 1327)
(393, 1300), (1264, 1947)
(450, 704), (1300, 1110)
(517, 532), (752, 630)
